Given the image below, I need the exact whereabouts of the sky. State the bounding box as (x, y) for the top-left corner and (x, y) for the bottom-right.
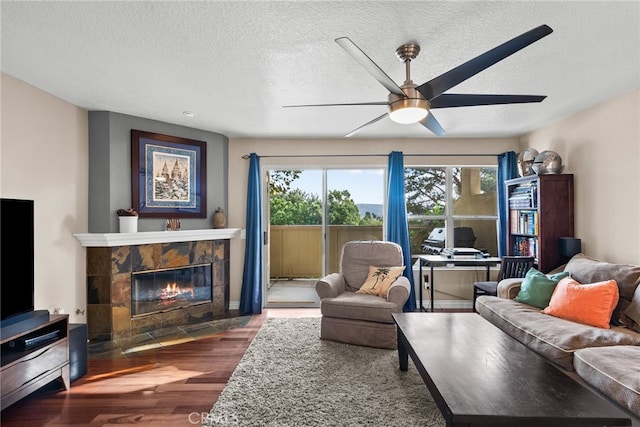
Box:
(285, 169), (385, 205)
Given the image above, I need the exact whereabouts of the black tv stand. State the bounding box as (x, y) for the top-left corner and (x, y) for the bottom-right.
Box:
(0, 310), (50, 340)
(1, 312), (69, 410)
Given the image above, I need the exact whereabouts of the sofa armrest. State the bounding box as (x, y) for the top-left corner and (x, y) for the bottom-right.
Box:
(387, 276), (410, 307)
(497, 278), (525, 300)
(315, 273), (345, 299)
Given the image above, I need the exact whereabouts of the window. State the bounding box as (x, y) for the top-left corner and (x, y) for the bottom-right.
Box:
(406, 166), (498, 256)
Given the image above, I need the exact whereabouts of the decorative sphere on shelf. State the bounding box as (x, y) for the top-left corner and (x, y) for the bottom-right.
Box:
(532, 150), (564, 175)
(518, 148), (539, 176)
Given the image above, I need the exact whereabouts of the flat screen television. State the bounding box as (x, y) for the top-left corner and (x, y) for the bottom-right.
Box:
(1, 198), (35, 322)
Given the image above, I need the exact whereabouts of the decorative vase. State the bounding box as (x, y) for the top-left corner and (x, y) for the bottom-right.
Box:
(213, 207), (227, 229)
(119, 216), (138, 233)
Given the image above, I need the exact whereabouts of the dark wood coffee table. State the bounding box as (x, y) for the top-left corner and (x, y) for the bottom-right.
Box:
(393, 312), (632, 427)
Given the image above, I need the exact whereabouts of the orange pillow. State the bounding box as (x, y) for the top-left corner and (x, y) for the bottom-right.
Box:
(542, 277), (619, 329)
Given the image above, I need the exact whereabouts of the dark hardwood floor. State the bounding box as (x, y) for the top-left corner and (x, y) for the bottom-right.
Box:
(0, 309), (320, 427)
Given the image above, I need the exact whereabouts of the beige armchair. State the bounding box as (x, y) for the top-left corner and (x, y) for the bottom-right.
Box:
(315, 240), (411, 349)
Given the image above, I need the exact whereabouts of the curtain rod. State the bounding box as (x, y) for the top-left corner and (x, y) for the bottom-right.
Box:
(241, 153), (500, 159)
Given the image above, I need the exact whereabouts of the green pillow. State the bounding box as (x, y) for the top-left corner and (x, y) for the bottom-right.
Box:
(514, 268), (570, 309)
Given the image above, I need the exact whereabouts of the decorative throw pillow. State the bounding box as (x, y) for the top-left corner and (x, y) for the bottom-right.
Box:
(356, 266), (405, 297)
(514, 268), (570, 309)
(541, 277), (619, 329)
(622, 284), (640, 333)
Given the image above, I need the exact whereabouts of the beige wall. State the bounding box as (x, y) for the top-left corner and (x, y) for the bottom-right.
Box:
(521, 88), (640, 265)
(227, 137), (519, 308)
(1, 73), (89, 323)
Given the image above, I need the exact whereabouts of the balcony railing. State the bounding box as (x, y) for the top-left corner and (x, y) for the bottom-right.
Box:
(270, 223), (498, 279)
(269, 225), (382, 278)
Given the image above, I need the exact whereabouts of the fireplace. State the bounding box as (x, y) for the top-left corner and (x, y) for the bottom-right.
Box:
(131, 264), (212, 317)
(81, 235), (233, 341)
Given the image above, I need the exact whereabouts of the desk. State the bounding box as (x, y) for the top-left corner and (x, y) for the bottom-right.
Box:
(417, 255), (502, 312)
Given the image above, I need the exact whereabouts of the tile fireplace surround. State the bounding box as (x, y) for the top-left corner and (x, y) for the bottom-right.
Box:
(74, 229), (240, 341)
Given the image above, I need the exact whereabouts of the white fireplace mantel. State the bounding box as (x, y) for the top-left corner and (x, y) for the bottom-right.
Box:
(73, 228), (241, 247)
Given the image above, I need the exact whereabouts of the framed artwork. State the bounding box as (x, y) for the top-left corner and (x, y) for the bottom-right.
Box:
(131, 130), (206, 218)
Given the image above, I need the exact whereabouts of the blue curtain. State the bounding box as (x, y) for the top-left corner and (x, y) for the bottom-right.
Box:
(497, 151), (519, 257)
(240, 153), (263, 315)
(386, 151), (416, 312)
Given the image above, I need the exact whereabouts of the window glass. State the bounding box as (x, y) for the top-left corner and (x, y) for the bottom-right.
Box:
(406, 166), (498, 256)
(453, 219), (498, 256)
(405, 167), (446, 215)
(452, 167), (497, 216)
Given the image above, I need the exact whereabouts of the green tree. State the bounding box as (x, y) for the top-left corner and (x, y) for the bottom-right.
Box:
(270, 189), (322, 225)
(360, 211), (383, 225)
(327, 190), (361, 225)
(404, 167), (448, 216)
(479, 167), (497, 193)
(268, 170), (301, 195)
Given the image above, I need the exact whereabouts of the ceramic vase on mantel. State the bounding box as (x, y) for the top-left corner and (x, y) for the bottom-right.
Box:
(213, 207), (227, 229)
(119, 216), (138, 233)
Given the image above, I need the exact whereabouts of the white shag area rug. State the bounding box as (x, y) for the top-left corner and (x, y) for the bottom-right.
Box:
(204, 317), (444, 427)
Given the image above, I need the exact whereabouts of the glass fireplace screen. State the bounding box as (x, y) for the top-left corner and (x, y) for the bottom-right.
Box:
(131, 264), (212, 317)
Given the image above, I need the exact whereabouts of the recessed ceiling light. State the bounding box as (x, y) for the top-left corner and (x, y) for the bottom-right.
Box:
(183, 111), (194, 117)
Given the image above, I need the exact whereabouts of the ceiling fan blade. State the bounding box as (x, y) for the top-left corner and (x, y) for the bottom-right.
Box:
(345, 112), (388, 138)
(430, 94), (546, 109)
(283, 101), (388, 108)
(335, 37), (405, 97)
(416, 25), (553, 100)
(419, 112), (446, 136)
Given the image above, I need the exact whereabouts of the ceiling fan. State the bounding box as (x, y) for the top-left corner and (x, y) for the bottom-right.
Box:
(284, 24), (553, 137)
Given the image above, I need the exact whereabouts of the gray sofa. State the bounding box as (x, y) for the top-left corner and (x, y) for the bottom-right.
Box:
(476, 253), (640, 420)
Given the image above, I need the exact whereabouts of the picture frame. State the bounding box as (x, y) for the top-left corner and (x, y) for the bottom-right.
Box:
(131, 130), (206, 218)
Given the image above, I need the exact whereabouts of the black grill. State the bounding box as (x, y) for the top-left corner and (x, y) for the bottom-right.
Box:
(421, 227), (476, 254)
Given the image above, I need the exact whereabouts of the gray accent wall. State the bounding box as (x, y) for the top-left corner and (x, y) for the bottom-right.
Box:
(88, 111), (228, 232)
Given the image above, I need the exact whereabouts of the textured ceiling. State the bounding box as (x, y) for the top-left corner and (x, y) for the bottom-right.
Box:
(1, 1), (638, 139)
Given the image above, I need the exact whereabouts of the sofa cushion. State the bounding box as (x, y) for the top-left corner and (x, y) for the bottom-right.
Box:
(564, 254), (640, 326)
(514, 268), (569, 309)
(339, 241), (404, 290)
(476, 295), (640, 370)
(541, 277), (619, 329)
(356, 265), (405, 297)
(574, 346), (640, 416)
(320, 292), (399, 324)
(320, 316), (397, 349)
(624, 285), (640, 333)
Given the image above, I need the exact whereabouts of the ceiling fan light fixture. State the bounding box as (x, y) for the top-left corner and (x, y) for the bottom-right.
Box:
(388, 98), (429, 124)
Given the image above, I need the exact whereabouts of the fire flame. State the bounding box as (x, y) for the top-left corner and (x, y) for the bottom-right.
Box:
(160, 282), (195, 301)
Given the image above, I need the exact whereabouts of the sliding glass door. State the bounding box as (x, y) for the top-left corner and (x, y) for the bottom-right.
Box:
(266, 167), (384, 307)
(326, 169), (384, 273)
(267, 169), (323, 307)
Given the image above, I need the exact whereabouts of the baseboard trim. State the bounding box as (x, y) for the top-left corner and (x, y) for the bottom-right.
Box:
(231, 299), (473, 311)
(419, 299), (473, 310)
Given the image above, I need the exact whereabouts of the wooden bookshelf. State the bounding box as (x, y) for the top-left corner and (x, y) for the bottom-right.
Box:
(506, 174), (574, 272)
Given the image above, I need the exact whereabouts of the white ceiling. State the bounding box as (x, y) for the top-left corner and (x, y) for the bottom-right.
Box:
(2, 1), (638, 139)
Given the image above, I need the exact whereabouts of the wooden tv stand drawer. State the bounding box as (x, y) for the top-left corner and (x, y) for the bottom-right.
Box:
(1, 338), (69, 396)
(1, 313), (70, 410)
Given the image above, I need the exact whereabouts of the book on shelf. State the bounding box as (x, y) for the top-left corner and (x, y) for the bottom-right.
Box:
(513, 236), (538, 257)
(510, 210), (539, 235)
(508, 183), (538, 209)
